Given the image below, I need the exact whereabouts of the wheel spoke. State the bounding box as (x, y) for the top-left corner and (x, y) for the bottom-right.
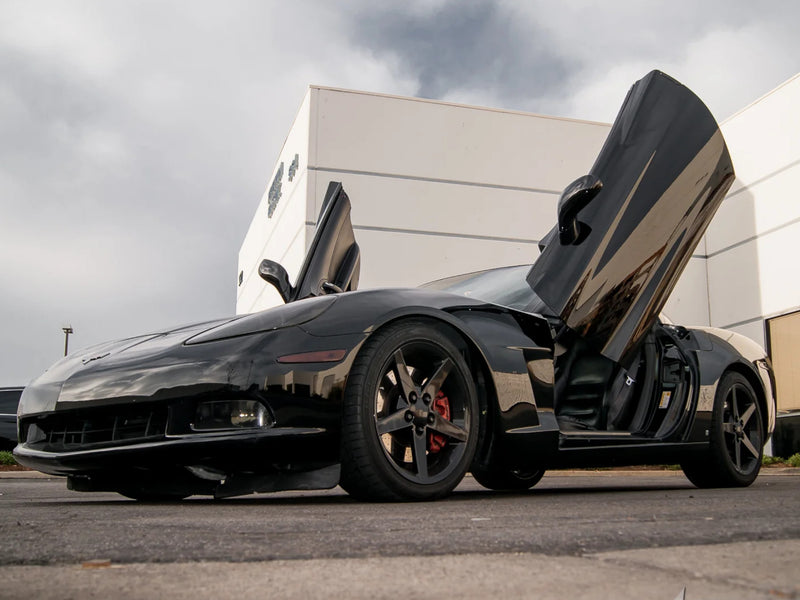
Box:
(741, 434), (760, 459)
(377, 408), (411, 435)
(722, 421), (736, 435)
(428, 413), (468, 442)
(740, 403), (756, 427)
(422, 358), (453, 398)
(412, 431), (428, 479)
(392, 349), (417, 401)
(730, 387), (740, 420)
(734, 437), (742, 470)
(379, 374), (405, 405)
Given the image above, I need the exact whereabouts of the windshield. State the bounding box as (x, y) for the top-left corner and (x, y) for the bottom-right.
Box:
(421, 265), (550, 314)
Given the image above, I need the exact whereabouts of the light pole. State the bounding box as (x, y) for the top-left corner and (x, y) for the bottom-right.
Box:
(62, 326), (73, 356)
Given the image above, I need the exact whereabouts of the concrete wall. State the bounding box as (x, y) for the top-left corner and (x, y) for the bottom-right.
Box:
(305, 87), (612, 291)
(238, 90), (312, 313)
(710, 73), (800, 346)
(237, 86), (616, 315)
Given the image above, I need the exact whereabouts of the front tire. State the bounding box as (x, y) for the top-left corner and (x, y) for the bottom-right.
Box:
(681, 371), (764, 488)
(340, 320), (479, 501)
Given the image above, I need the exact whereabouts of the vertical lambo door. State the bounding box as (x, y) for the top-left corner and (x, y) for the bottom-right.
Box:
(527, 71), (734, 447)
(259, 181), (361, 302)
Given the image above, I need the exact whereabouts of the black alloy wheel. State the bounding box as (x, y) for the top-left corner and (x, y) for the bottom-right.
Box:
(340, 320), (479, 501)
(471, 466), (545, 491)
(681, 371), (763, 488)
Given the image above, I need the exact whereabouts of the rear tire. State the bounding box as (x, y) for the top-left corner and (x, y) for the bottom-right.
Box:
(340, 320), (479, 501)
(681, 372), (763, 488)
(471, 466), (545, 491)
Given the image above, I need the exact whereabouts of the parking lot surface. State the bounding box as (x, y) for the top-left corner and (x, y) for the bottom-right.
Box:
(1, 470), (798, 599)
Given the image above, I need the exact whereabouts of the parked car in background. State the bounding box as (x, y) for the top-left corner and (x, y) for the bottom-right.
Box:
(0, 387), (23, 451)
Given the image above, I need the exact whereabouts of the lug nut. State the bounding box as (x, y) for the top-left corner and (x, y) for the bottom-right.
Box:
(427, 413), (436, 424)
(422, 394), (431, 404)
(409, 392), (417, 403)
(405, 411), (414, 422)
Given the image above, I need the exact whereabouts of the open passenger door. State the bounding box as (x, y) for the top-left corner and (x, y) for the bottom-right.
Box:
(527, 71), (734, 364)
(259, 181), (360, 302)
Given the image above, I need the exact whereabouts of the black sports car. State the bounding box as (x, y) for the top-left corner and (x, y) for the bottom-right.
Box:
(15, 71), (775, 501)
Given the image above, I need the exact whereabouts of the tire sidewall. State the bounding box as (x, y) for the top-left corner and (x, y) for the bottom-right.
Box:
(351, 321), (479, 500)
(710, 372), (763, 486)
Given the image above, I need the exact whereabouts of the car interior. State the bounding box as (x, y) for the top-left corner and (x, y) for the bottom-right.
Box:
(553, 330), (691, 438)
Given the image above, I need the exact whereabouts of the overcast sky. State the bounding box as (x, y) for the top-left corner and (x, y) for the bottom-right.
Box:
(2, 0), (799, 386)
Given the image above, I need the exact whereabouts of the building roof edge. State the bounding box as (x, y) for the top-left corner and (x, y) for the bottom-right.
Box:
(308, 85), (611, 127)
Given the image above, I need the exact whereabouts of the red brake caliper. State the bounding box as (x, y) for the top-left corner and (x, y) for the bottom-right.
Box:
(428, 390), (451, 453)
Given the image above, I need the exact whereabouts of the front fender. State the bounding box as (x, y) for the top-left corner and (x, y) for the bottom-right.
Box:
(688, 327), (775, 439)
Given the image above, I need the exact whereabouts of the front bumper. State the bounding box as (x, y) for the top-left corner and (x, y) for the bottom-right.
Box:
(14, 322), (366, 497)
(13, 426), (334, 476)
(15, 425), (343, 498)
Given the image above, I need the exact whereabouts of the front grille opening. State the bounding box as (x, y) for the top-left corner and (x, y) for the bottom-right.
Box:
(25, 405), (168, 451)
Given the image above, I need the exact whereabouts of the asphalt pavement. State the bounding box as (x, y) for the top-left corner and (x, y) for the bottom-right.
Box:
(1, 470), (798, 599)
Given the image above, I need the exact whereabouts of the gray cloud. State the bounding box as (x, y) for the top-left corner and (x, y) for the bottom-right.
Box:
(499, 0), (800, 120)
(350, 0), (572, 109)
(349, 0), (800, 120)
(0, 0), (415, 384)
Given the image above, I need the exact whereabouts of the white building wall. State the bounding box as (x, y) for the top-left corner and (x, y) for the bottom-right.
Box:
(709, 73), (800, 346)
(306, 87), (613, 291)
(662, 251), (711, 327)
(237, 90), (313, 313)
(238, 86), (616, 315)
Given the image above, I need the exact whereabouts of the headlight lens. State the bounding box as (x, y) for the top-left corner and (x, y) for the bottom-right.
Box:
(192, 400), (273, 431)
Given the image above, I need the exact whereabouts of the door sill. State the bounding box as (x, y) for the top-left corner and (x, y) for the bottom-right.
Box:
(559, 430), (632, 437)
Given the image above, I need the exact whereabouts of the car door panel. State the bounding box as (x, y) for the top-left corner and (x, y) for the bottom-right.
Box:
(528, 71), (734, 365)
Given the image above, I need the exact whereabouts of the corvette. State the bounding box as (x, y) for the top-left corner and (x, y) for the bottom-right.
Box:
(15, 71), (775, 501)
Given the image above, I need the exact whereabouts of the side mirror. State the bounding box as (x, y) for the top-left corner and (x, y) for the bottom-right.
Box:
(258, 259), (294, 303)
(557, 174), (603, 245)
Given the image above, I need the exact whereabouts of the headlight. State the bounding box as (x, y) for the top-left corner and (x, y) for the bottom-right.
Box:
(191, 400), (274, 431)
(185, 295), (337, 345)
